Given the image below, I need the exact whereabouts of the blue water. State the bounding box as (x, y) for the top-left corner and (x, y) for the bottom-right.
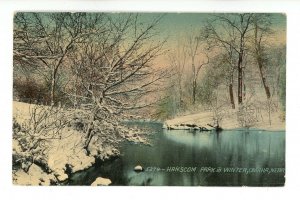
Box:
(68, 122), (285, 186)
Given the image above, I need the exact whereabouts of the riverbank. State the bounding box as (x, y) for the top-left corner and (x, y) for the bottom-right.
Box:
(164, 108), (285, 131)
(64, 125), (285, 186)
(12, 101), (146, 185)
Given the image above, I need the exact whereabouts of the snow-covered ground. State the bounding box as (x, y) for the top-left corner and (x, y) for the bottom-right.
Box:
(12, 101), (285, 185)
(12, 101), (144, 185)
(165, 108), (285, 131)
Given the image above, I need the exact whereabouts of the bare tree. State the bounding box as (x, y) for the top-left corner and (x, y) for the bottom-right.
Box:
(203, 13), (254, 106)
(187, 33), (209, 105)
(168, 40), (188, 109)
(268, 46), (286, 99)
(252, 14), (273, 99)
(13, 104), (71, 172)
(207, 52), (236, 108)
(67, 14), (169, 155)
(13, 13), (106, 105)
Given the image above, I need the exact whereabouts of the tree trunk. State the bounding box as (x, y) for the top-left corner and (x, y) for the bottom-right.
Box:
(50, 67), (59, 106)
(254, 23), (271, 99)
(237, 51), (243, 105)
(83, 124), (95, 156)
(258, 59), (271, 99)
(229, 83), (235, 109)
(50, 79), (55, 106)
(192, 78), (196, 104)
(244, 83), (246, 100)
(178, 76), (183, 108)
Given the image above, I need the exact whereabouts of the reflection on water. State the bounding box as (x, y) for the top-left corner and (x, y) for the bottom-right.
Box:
(68, 123), (285, 186)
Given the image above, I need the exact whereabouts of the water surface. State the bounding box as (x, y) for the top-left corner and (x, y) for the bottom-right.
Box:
(68, 122), (285, 186)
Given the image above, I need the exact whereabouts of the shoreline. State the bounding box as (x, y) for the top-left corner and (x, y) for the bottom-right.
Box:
(163, 109), (285, 132)
(12, 101), (144, 186)
(12, 101), (285, 185)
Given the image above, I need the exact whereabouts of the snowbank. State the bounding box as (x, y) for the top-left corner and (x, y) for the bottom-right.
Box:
(13, 101), (148, 185)
(12, 101), (117, 185)
(164, 109), (285, 131)
(91, 177), (112, 186)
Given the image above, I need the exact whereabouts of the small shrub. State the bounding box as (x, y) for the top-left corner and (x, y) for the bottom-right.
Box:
(13, 104), (70, 171)
(13, 78), (50, 104)
(237, 103), (258, 128)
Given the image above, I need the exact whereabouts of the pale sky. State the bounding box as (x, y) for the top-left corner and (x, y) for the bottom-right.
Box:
(138, 13), (286, 68)
(140, 13), (286, 43)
